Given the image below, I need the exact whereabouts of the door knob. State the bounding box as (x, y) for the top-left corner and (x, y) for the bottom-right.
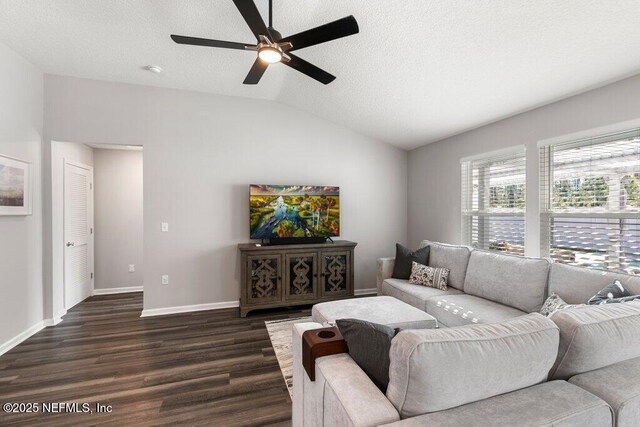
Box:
(66, 242), (75, 247)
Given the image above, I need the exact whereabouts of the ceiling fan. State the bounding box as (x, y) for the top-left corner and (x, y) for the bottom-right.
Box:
(171, 0), (359, 85)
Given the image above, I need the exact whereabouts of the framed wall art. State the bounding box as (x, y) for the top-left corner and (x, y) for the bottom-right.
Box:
(0, 154), (32, 216)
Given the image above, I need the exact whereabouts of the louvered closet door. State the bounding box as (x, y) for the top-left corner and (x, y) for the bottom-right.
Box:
(64, 162), (93, 309)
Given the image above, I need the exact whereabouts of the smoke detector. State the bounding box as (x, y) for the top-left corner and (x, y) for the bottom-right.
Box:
(146, 65), (163, 74)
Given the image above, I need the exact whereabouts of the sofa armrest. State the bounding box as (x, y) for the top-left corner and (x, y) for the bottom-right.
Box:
(317, 354), (400, 427)
(293, 323), (400, 427)
(293, 322), (325, 427)
(377, 257), (395, 295)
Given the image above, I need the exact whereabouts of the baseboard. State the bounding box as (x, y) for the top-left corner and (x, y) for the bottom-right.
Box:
(0, 321), (45, 356)
(355, 288), (377, 296)
(93, 286), (143, 296)
(43, 309), (67, 327)
(140, 300), (239, 318)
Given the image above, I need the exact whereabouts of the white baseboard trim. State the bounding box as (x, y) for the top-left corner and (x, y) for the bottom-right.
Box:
(0, 309), (70, 356)
(355, 288), (377, 296)
(93, 286), (143, 296)
(140, 300), (239, 318)
(43, 309), (67, 327)
(0, 321), (45, 356)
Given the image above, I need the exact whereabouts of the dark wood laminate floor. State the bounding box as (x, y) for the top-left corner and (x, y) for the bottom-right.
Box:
(0, 293), (310, 426)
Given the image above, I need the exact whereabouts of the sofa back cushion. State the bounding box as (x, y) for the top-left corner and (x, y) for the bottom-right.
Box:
(386, 313), (559, 418)
(463, 250), (550, 313)
(548, 263), (640, 305)
(418, 240), (470, 290)
(549, 302), (640, 380)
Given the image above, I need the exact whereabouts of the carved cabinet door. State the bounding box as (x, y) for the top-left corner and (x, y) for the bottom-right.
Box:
(320, 250), (352, 298)
(285, 252), (318, 301)
(246, 254), (283, 304)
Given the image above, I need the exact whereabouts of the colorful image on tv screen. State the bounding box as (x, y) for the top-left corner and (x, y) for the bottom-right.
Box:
(250, 184), (340, 239)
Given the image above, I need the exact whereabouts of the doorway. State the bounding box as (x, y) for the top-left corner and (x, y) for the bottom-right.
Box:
(52, 141), (143, 316)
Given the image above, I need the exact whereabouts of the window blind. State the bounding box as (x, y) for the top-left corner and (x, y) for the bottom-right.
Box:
(461, 148), (526, 255)
(540, 128), (640, 275)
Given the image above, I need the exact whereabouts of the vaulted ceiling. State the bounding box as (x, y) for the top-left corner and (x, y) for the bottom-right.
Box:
(1, 0), (640, 149)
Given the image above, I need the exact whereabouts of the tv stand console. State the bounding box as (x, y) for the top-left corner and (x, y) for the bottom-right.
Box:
(238, 240), (357, 317)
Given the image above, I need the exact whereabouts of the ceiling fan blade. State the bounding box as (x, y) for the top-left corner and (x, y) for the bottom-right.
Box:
(280, 16), (359, 52)
(171, 35), (256, 50)
(284, 54), (335, 85)
(243, 58), (269, 84)
(232, 0), (271, 41)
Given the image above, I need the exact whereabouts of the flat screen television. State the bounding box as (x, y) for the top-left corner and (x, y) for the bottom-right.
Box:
(250, 184), (340, 242)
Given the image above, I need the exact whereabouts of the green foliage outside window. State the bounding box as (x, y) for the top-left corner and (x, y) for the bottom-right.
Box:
(552, 177), (608, 208)
(489, 184), (525, 209)
(624, 173), (640, 207)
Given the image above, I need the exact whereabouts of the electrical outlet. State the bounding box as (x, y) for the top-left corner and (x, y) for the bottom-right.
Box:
(161, 222), (169, 232)
(161, 275), (169, 285)
(128, 264), (135, 273)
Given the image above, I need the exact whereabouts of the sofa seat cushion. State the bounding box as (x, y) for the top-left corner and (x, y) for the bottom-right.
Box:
(312, 296), (438, 330)
(549, 302), (640, 380)
(419, 240), (471, 290)
(380, 381), (613, 427)
(425, 294), (526, 327)
(386, 314), (560, 417)
(463, 250), (550, 313)
(569, 356), (640, 427)
(382, 278), (463, 311)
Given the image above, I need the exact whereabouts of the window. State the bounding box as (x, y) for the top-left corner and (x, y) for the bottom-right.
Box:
(461, 147), (526, 255)
(540, 128), (640, 275)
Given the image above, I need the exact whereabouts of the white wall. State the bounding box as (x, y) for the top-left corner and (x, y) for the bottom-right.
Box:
(43, 75), (407, 313)
(93, 148), (143, 290)
(0, 42), (44, 350)
(408, 73), (640, 253)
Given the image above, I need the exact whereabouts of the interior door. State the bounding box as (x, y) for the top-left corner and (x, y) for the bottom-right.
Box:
(64, 161), (93, 309)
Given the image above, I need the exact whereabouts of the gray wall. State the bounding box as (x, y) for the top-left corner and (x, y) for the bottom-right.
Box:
(0, 42), (44, 347)
(407, 73), (640, 255)
(43, 75), (408, 313)
(93, 148), (143, 290)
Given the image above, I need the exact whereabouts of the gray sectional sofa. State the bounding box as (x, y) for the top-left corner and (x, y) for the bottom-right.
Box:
(378, 240), (640, 327)
(292, 240), (640, 427)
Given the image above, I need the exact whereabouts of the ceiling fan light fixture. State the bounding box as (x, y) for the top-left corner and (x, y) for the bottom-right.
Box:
(258, 47), (282, 64)
(171, 1), (359, 85)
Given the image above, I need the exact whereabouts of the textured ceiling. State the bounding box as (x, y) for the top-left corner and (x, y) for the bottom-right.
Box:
(1, 1), (640, 149)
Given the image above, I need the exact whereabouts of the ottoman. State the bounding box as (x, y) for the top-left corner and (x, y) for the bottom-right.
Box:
(312, 296), (438, 329)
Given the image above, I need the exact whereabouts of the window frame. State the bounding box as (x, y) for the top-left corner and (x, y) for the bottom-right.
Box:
(539, 128), (640, 273)
(461, 146), (527, 255)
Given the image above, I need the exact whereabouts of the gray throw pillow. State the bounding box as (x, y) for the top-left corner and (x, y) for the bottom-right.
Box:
(392, 243), (430, 280)
(589, 280), (640, 305)
(336, 318), (399, 392)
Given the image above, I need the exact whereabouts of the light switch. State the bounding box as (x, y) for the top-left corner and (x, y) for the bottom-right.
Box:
(161, 275), (169, 285)
(161, 222), (169, 232)
(128, 264), (135, 273)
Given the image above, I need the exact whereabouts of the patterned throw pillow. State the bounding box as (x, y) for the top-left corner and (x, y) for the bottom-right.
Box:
(588, 280), (640, 305)
(408, 261), (449, 290)
(540, 293), (568, 316)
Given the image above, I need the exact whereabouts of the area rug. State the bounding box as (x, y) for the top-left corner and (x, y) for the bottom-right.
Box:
(265, 316), (313, 398)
